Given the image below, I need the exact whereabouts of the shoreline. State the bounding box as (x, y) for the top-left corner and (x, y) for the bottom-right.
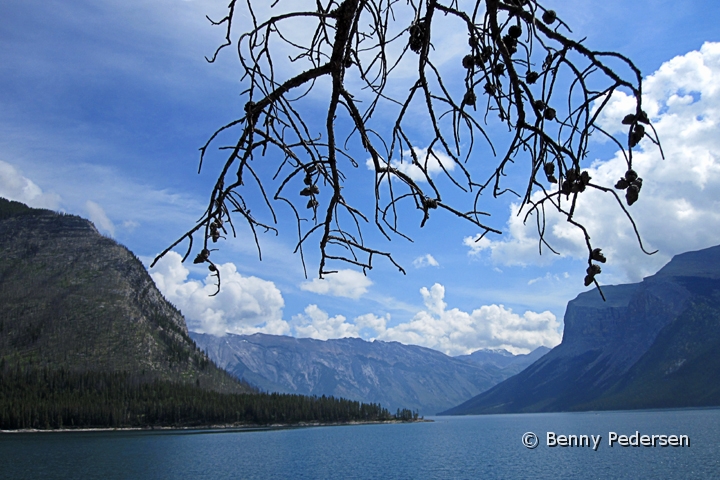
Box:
(1, 418), (433, 434)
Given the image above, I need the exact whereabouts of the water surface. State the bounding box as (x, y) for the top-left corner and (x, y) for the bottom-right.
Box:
(2, 408), (719, 479)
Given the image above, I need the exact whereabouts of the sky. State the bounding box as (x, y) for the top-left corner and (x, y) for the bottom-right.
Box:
(1, 0), (719, 355)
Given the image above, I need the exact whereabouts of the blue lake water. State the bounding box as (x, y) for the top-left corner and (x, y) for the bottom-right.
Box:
(2, 409), (720, 479)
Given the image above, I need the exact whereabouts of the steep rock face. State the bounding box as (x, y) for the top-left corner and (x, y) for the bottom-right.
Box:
(0, 198), (250, 393)
(192, 332), (548, 415)
(442, 245), (720, 414)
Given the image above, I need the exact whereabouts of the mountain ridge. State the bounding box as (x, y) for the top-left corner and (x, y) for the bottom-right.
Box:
(0, 196), (250, 393)
(192, 331), (549, 414)
(442, 244), (720, 414)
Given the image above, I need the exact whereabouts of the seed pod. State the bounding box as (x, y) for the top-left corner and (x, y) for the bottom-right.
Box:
(615, 178), (629, 189)
(310, 184), (320, 195)
(561, 180), (572, 195)
(484, 82), (496, 95)
(306, 198), (318, 209)
(469, 36), (479, 48)
(494, 63), (505, 76)
(544, 163), (555, 176)
(508, 25), (522, 38)
(630, 130), (644, 147)
(584, 274), (594, 287)
(637, 111), (650, 124)
(591, 248), (607, 263)
(501, 36), (517, 55)
(580, 171), (591, 186)
(587, 264), (602, 276)
(462, 54), (474, 69)
(543, 107), (556, 121)
(193, 249), (210, 264)
(409, 22), (427, 53)
(300, 187), (312, 196)
(621, 114), (636, 125)
(304, 175), (313, 185)
(625, 169), (638, 182)
(424, 197), (438, 209)
(632, 177), (643, 191)
(463, 90), (477, 106)
(526, 71), (539, 84)
(626, 185), (640, 205)
(566, 169), (578, 183)
(542, 10), (557, 24)
(208, 264), (217, 272)
(533, 100), (546, 111)
(547, 174), (558, 184)
(344, 57), (353, 68)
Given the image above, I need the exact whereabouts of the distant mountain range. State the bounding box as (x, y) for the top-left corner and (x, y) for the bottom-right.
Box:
(192, 332), (549, 415)
(0, 197), (250, 394)
(442, 245), (720, 414)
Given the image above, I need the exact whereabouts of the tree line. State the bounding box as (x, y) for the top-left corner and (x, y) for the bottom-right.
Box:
(0, 364), (399, 430)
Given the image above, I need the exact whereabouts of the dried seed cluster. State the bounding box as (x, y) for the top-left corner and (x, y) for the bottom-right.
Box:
(615, 169), (643, 206)
(584, 248), (607, 286)
(300, 164), (320, 209)
(409, 20), (427, 53)
(560, 169), (592, 195)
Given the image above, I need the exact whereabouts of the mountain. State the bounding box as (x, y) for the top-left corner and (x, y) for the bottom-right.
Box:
(191, 332), (548, 415)
(456, 346), (551, 376)
(442, 245), (720, 414)
(0, 197), (249, 394)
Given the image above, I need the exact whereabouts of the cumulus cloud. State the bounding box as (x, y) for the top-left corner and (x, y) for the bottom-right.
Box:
(290, 307), (390, 341)
(413, 254), (439, 268)
(150, 251), (289, 336)
(465, 42), (720, 282)
(292, 284), (560, 354)
(365, 147), (456, 183)
(292, 305), (360, 340)
(0, 160), (61, 209)
(376, 284), (561, 355)
(300, 269), (372, 299)
(85, 200), (115, 237)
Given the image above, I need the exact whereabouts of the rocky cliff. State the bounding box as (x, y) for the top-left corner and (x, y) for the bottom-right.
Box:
(442, 245), (720, 414)
(0, 197), (250, 393)
(192, 332), (548, 415)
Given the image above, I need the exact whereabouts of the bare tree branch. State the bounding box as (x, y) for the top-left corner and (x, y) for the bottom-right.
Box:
(154, 0), (663, 298)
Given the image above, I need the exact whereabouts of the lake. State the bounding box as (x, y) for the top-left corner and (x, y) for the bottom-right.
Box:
(2, 409), (719, 479)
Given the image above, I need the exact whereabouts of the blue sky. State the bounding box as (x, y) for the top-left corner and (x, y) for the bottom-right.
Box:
(2, 0), (719, 355)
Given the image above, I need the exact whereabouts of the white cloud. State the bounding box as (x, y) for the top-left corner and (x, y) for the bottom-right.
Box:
(354, 312), (390, 335)
(292, 305), (361, 340)
(291, 284), (560, 355)
(85, 200), (115, 237)
(413, 254), (439, 268)
(376, 284), (561, 355)
(366, 147), (456, 183)
(0, 160), (61, 209)
(464, 42), (720, 282)
(300, 269), (372, 299)
(150, 251), (289, 336)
